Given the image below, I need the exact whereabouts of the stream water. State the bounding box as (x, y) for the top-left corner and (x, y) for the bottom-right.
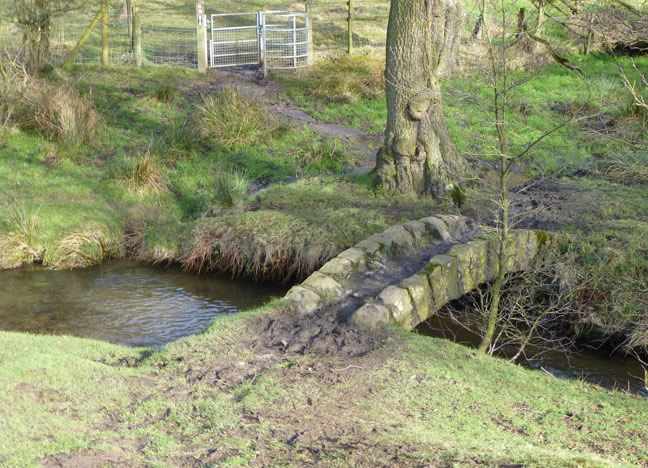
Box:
(418, 315), (647, 397)
(0, 262), (285, 348)
(1, 262), (644, 395)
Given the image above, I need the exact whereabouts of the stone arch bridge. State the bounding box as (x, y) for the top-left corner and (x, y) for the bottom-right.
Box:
(284, 215), (551, 330)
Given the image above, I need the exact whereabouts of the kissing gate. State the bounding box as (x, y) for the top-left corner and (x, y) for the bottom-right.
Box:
(203, 10), (309, 74)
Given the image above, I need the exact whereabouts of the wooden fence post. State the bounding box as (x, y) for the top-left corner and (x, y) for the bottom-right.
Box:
(101, 1), (109, 67)
(196, 1), (208, 73)
(133, 5), (142, 67)
(347, 0), (353, 54)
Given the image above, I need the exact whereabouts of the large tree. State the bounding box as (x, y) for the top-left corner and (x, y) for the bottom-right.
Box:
(375, 0), (467, 196)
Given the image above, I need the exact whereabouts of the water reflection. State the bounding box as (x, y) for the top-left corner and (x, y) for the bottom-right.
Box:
(0, 262), (285, 348)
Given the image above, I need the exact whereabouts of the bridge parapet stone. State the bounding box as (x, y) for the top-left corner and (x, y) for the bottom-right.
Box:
(427, 254), (461, 303)
(336, 248), (367, 272)
(418, 216), (453, 242)
(378, 285), (415, 329)
(319, 257), (355, 279)
(356, 239), (381, 256)
(448, 238), (490, 295)
(302, 271), (344, 299)
(285, 286), (322, 316)
(349, 302), (391, 329)
(402, 220), (427, 240)
(400, 273), (432, 325)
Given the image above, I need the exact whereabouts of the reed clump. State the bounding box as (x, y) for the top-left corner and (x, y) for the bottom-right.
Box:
(0, 205), (42, 269)
(213, 164), (249, 208)
(197, 88), (273, 147)
(47, 230), (121, 269)
(19, 81), (99, 146)
(115, 150), (167, 194)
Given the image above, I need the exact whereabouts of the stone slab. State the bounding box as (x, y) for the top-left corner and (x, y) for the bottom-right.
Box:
(285, 286), (322, 316)
(348, 302), (392, 329)
(378, 285), (414, 329)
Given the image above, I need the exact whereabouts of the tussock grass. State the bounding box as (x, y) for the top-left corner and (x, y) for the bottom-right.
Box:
(198, 88), (272, 147)
(598, 153), (648, 185)
(213, 164), (249, 208)
(295, 138), (348, 172)
(20, 81), (99, 146)
(115, 150), (167, 194)
(0, 205), (41, 268)
(47, 230), (121, 269)
(150, 83), (178, 103)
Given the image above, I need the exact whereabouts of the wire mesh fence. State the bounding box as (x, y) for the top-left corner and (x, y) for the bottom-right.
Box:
(0, 1), (392, 70)
(308, 0), (389, 54)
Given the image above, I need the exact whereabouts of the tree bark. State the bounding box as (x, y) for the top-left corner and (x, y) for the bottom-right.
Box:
(375, 0), (467, 196)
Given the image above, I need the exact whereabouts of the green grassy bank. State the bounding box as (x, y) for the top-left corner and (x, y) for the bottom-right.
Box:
(1, 305), (647, 467)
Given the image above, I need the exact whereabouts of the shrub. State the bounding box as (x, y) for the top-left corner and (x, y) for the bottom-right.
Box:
(0, 205), (41, 269)
(197, 88), (272, 147)
(213, 164), (249, 207)
(20, 81), (99, 145)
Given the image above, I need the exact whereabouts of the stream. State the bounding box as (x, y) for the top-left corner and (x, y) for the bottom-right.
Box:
(0, 261), (285, 348)
(0, 262), (645, 395)
(418, 315), (647, 397)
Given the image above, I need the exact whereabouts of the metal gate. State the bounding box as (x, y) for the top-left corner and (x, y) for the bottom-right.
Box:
(209, 12), (260, 68)
(260, 11), (309, 72)
(208, 10), (309, 71)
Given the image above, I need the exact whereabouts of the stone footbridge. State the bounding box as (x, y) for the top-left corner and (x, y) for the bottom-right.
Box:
(284, 215), (551, 330)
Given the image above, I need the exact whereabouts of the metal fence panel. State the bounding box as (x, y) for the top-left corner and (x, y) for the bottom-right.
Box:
(261, 12), (309, 70)
(209, 13), (259, 68)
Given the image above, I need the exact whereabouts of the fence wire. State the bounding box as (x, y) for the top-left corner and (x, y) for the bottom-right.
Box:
(1, 1), (391, 69)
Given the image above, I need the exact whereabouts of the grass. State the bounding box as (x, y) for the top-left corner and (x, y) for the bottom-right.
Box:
(0, 1), (647, 465)
(0, 205), (42, 269)
(1, 308), (647, 467)
(198, 88), (276, 147)
(213, 163), (249, 208)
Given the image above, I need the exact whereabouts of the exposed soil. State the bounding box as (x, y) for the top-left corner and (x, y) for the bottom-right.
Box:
(180, 231), (479, 391)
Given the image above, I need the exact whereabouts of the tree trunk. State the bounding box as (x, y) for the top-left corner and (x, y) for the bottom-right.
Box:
(375, 0), (467, 196)
(18, 0), (51, 75)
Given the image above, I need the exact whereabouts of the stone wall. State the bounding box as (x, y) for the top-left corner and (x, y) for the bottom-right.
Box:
(282, 214), (551, 331)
